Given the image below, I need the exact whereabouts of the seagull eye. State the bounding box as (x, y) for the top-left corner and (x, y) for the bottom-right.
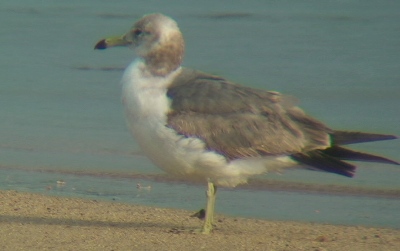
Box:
(133, 29), (143, 37)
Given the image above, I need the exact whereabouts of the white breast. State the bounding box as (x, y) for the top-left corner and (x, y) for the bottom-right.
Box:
(121, 60), (222, 177)
(121, 59), (296, 187)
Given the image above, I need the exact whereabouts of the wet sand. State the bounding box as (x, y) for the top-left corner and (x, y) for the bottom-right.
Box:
(1, 190), (399, 251)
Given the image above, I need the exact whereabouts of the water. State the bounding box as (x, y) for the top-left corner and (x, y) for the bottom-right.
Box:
(1, 0), (399, 228)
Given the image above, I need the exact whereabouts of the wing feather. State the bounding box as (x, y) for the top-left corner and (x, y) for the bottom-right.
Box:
(166, 68), (332, 160)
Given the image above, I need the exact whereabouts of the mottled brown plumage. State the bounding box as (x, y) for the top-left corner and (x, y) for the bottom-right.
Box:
(126, 14), (184, 76)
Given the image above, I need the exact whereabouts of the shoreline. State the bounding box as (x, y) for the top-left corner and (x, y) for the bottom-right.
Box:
(1, 190), (399, 250)
(3, 166), (400, 199)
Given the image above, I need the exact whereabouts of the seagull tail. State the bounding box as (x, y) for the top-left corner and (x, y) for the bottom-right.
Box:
(291, 150), (357, 177)
(291, 145), (399, 178)
(322, 146), (400, 166)
(332, 130), (397, 145)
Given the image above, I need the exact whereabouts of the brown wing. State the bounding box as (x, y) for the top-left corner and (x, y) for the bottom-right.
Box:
(166, 68), (332, 160)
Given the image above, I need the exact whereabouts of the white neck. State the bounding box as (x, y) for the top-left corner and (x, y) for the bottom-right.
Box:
(121, 59), (181, 122)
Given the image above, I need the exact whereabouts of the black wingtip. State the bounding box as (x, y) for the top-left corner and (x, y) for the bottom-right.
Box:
(333, 131), (398, 145)
(94, 39), (107, 50)
(291, 151), (356, 178)
(324, 146), (400, 166)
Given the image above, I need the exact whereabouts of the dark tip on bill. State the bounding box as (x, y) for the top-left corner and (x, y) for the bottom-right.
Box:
(94, 39), (107, 50)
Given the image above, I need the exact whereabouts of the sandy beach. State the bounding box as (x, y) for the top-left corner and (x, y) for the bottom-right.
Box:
(0, 190), (399, 251)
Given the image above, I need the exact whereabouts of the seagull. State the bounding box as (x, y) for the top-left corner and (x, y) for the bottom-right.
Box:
(95, 13), (399, 234)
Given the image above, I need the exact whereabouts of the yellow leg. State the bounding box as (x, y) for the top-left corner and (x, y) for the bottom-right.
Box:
(202, 180), (217, 234)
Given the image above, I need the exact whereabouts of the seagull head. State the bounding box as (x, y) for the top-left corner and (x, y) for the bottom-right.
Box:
(95, 13), (185, 76)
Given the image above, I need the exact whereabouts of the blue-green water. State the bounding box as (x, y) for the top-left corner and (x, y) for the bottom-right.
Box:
(1, 0), (399, 228)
